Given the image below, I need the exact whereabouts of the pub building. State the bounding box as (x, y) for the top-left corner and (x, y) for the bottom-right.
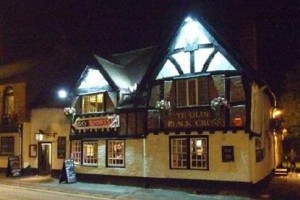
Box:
(66, 13), (283, 191)
(0, 10), (283, 191)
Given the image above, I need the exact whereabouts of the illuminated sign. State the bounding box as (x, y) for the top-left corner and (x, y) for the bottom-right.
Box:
(73, 115), (120, 130)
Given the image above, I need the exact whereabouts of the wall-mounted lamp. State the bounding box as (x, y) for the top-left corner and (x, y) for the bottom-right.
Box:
(35, 129), (57, 141)
(272, 107), (282, 119)
(270, 107), (283, 132)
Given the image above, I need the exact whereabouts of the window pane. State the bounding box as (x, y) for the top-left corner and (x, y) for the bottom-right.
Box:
(230, 76), (245, 102)
(176, 80), (187, 107)
(71, 140), (81, 165)
(188, 79), (197, 106)
(211, 75), (225, 98)
(83, 141), (98, 166)
(82, 93), (104, 113)
(198, 77), (209, 105)
(107, 140), (125, 167)
(171, 138), (187, 169)
(190, 138), (208, 169)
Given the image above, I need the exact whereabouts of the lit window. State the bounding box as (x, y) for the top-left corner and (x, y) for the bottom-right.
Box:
(107, 140), (125, 167)
(71, 140), (81, 165)
(190, 138), (208, 169)
(171, 138), (187, 168)
(82, 93), (104, 113)
(170, 136), (208, 170)
(4, 87), (14, 115)
(83, 141), (98, 166)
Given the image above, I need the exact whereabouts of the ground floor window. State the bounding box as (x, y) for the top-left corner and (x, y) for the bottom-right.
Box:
(107, 140), (125, 167)
(170, 136), (208, 170)
(83, 141), (98, 166)
(71, 140), (81, 165)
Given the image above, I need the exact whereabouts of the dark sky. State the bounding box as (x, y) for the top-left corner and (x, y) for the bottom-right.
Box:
(0, 1), (299, 96)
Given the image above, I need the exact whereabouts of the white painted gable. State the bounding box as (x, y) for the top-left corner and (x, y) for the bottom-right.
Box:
(156, 16), (236, 80)
(78, 68), (109, 90)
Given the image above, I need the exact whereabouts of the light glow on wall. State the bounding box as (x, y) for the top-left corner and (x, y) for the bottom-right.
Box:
(175, 17), (210, 49)
(156, 60), (180, 79)
(207, 52), (235, 71)
(78, 68), (108, 89)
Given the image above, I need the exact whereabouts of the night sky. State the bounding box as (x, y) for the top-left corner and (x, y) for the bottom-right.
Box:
(0, 1), (299, 96)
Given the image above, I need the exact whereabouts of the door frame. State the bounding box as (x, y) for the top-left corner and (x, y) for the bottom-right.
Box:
(37, 142), (52, 174)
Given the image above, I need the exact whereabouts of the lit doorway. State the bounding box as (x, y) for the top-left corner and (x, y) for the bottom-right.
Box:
(38, 142), (52, 174)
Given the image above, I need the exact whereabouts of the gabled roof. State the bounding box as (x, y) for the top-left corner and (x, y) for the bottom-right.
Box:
(140, 11), (265, 89)
(72, 46), (155, 96)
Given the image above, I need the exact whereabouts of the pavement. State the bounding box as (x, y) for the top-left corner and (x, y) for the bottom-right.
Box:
(1, 172), (300, 200)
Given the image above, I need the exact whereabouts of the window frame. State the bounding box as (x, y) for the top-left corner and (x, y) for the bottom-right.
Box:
(81, 92), (105, 114)
(106, 140), (125, 168)
(176, 77), (212, 108)
(82, 141), (98, 166)
(170, 136), (209, 170)
(70, 140), (82, 165)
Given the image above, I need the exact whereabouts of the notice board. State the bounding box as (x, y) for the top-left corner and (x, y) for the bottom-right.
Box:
(6, 156), (21, 177)
(59, 159), (76, 183)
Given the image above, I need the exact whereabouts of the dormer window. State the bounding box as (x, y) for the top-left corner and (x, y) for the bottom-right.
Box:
(81, 93), (104, 113)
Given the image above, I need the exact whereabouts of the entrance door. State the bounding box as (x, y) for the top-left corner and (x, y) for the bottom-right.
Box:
(38, 142), (52, 174)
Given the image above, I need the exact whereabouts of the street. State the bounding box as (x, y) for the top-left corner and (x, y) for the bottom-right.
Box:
(0, 184), (113, 200)
(0, 183), (255, 200)
(0, 184), (111, 200)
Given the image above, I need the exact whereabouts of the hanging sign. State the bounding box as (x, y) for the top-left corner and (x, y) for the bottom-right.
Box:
(73, 115), (120, 130)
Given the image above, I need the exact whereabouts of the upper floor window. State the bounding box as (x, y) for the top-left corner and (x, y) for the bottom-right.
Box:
(3, 87), (14, 115)
(176, 76), (220, 107)
(82, 93), (104, 113)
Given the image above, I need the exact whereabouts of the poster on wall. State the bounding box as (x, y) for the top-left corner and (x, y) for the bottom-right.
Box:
(29, 144), (37, 157)
(57, 137), (66, 159)
(222, 146), (234, 162)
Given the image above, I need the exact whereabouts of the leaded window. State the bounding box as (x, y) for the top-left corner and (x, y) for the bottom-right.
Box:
(71, 140), (81, 165)
(170, 136), (208, 170)
(83, 141), (98, 166)
(82, 93), (104, 113)
(107, 140), (125, 167)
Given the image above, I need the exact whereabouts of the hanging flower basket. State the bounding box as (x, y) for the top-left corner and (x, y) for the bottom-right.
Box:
(64, 107), (76, 122)
(210, 97), (229, 111)
(155, 100), (171, 120)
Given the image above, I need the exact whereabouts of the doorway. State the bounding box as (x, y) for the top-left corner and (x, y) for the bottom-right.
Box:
(38, 142), (52, 174)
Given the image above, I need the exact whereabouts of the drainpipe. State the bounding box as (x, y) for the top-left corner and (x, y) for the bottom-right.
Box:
(143, 138), (147, 187)
(18, 123), (23, 172)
